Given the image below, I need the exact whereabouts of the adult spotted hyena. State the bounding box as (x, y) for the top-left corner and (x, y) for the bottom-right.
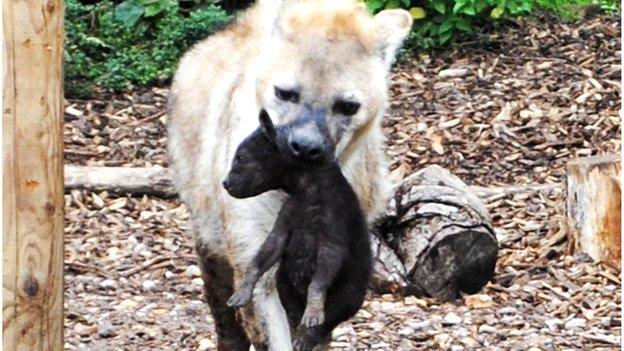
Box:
(167, 0), (412, 349)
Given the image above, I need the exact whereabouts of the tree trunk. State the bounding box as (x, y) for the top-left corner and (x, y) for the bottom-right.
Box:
(375, 165), (498, 301)
(566, 155), (621, 270)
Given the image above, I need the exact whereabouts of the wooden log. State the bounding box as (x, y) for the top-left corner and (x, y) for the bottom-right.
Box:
(566, 155), (621, 270)
(369, 233), (407, 294)
(3, 0), (65, 348)
(63, 165), (564, 199)
(375, 165), (498, 301)
(64, 165), (174, 198)
(470, 183), (562, 198)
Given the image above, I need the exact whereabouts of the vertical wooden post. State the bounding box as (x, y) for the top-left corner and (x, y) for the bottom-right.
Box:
(567, 155), (621, 270)
(3, 0), (65, 348)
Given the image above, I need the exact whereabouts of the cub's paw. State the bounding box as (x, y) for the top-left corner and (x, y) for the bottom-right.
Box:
(226, 289), (252, 308)
(293, 336), (314, 351)
(301, 307), (324, 327)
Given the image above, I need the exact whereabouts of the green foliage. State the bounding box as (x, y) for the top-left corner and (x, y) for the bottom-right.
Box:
(365, 0), (533, 48)
(115, 0), (178, 27)
(533, 0), (618, 20)
(365, 0), (618, 50)
(598, 0), (620, 12)
(65, 0), (231, 96)
(66, 0), (618, 95)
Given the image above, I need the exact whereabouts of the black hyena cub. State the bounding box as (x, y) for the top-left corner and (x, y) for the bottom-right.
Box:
(222, 110), (372, 351)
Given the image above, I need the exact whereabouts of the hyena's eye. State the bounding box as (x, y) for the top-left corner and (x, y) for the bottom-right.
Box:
(274, 86), (300, 103)
(235, 154), (245, 163)
(333, 100), (360, 116)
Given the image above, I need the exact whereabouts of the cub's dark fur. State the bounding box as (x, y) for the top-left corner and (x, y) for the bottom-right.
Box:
(222, 110), (372, 351)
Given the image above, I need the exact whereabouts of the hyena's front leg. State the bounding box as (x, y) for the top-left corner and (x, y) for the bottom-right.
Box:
(196, 241), (252, 351)
(236, 266), (293, 351)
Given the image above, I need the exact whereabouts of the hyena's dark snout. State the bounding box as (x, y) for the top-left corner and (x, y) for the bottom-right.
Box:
(288, 128), (325, 161)
(285, 106), (334, 163)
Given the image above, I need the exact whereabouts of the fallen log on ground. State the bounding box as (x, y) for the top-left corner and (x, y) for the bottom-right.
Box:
(374, 165), (498, 301)
(566, 155), (621, 270)
(64, 165), (563, 198)
(65, 165), (175, 198)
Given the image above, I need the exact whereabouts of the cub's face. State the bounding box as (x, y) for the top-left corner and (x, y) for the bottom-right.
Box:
(223, 115), (286, 198)
(256, 0), (412, 163)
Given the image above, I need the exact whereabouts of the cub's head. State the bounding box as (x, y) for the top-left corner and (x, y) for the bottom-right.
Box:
(223, 110), (288, 198)
(256, 0), (412, 163)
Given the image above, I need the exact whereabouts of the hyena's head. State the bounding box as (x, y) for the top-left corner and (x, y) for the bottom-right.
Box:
(223, 110), (289, 198)
(256, 0), (412, 163)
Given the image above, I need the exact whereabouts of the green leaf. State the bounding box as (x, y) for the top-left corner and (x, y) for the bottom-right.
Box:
(401, 0), (411, 7)
(454, 18), (473, 32)
(144, 2), (164, 16)
(409, 6), (426, 19)
(490, 6), (504, 17)
(439, 29), (452, 44)
(462, 6), (477, 15)
(474, 0), (487, 12)
(452, 1), (465, 13)
(520, 1), (532, 12)
(505, 0), (531, 14)
(365, 0), (385, 11)
(115, 0), (144, 26)
(416, 21), (435, 34)
(439, 20), (454, 33)
(385, 0), (400, 9)
(433, 2), (446, 13)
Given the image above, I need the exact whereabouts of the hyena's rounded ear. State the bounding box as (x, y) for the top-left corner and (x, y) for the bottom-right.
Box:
(263, 0), (300, 39)
(259, 109), (277, 140)
(374, 9), (413, 69)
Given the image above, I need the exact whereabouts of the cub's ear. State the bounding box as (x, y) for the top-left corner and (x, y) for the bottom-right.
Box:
(374, 9), (413, 69)
(259, 109), (277, 140)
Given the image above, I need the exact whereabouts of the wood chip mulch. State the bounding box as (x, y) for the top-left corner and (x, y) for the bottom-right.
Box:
(63, 14), (621, 351)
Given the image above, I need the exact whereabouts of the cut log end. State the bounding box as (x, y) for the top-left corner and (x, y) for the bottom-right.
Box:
(407, 229), (498, 300)
(379, 165), (498, 301)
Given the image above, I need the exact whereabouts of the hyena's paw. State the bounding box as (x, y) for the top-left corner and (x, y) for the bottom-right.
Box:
(300, 306), (324, 327)
(226, 288), (252, 308)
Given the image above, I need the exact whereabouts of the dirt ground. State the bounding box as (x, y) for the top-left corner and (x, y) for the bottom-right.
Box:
(64, 14), (621, 350)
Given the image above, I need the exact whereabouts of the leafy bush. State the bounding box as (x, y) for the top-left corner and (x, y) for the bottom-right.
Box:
(65, 0), (232, 96)
(66, 0), (618, 95)
(365, 0), (618, 50)
(532, 0), (618, 20)
(365, 0), (531, 48)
